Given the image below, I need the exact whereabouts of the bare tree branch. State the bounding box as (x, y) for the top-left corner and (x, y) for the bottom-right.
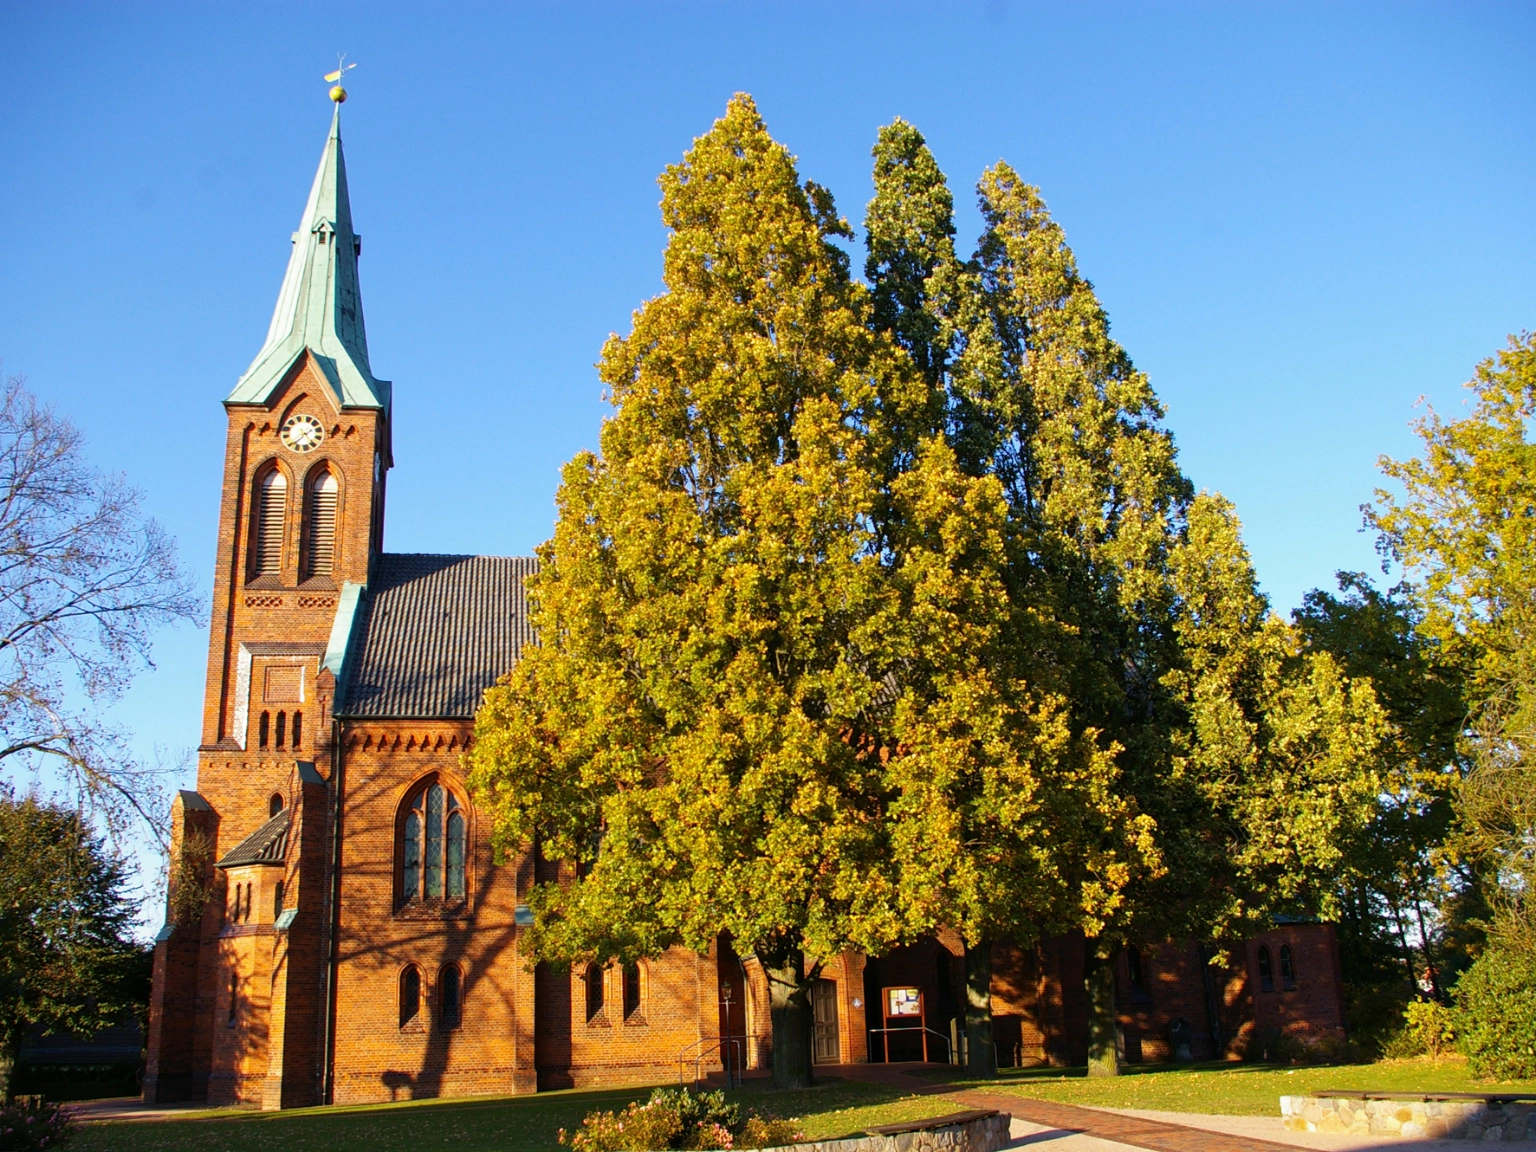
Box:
(0, 374), (203, 846)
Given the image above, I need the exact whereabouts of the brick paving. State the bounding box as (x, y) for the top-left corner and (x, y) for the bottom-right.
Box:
(949, 1088), (1305, 1152)
(835, 1064), (1304, 1152)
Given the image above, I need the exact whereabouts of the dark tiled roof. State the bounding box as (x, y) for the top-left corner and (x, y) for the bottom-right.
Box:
(339, 553), (536, 720)
(217, 810), (291, 868)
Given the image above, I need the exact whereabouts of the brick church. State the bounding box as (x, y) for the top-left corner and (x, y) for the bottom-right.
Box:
(144, 106), (1349, 1110)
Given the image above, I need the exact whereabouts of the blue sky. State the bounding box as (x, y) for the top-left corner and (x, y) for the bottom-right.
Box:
(1, 2), (1533, 904)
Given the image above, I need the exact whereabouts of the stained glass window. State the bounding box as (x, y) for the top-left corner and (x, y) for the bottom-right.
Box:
(400, 781), (467, 905)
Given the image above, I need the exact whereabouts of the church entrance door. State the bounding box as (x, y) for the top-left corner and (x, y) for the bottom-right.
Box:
(810, 978), (840, 1064)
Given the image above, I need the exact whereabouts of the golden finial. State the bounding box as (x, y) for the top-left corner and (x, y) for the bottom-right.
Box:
(325, 54), (356, 103)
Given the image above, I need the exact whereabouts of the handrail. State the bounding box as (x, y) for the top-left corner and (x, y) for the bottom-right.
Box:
(675, 1036), (745, 1088)
(868, 1025), (957, 1065)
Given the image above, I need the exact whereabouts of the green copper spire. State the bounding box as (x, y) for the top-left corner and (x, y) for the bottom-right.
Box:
(228, 105), (389, 410)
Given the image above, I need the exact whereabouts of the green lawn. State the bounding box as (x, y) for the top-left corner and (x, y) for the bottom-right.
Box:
(936, 1057), (1536, 1117)
(76, 1057), (1536, 1149)
(72, 1078), (955, 1152)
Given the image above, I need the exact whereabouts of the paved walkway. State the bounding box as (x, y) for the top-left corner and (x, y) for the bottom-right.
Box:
(836, 1065), (1464, 1152)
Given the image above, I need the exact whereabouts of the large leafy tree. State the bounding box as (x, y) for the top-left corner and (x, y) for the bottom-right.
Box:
(0, 790), (142, 1098)
(469, 95), (930, 1088)
(1370, 334), (1536, 957)
(863, 122), (1387, 1075)
(863, 122), (1169, 1074)
(1293, 573), (1472, 1033)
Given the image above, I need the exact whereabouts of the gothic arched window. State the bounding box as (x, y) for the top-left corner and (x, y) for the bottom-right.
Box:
(400, 965), (421, 1028)
(585, 963), (605, 1023)
(439, 965), (462, 1031)
(1257, 945), (1275, 993)
(269, 792), (284, 817)
(400, 781), (467, 904)
(1279, 944), (1297, 990)
(623, 962), (642, 1021)
(252, 468), (287, 578)
(303, 469), (339, 580)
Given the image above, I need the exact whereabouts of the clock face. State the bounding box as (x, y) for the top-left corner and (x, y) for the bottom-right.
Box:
(280, 414), (325, 453)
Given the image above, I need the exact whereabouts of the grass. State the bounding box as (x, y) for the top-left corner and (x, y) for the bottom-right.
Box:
(930, 1056), (1536, 1117)
(71, 1077), (956, 1152)
(75, 1056), (1536, 1148)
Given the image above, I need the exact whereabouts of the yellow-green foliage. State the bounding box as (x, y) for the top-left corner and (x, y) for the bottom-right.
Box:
(1383, 999), (1458, 1058)
(1372, 335), (1536, 954)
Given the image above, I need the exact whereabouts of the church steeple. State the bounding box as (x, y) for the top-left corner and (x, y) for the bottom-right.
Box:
(228, 105), (389, 412)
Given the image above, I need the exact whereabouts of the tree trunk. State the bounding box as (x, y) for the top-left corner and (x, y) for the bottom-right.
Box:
(0, 1034), (15, 1102)
(964, 938), (996, 1077)
(760, 942), (814, 1089)
(1085, 941), (1119, 1078)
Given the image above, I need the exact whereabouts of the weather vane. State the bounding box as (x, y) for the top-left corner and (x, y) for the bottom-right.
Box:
(325, 54), (357, 103)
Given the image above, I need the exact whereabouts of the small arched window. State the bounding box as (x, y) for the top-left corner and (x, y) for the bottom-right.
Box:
(273, 880), (284, 918)
(291, 711), (303, 749)
(269, 792), (284, 817)
(400, 966), (421, 1028)
(228, 972), (238, 1025)
(303, 470), (339, 579)
(440, 965), (462, 1031)
(400, 781), (467, 903)
(623, 963), (641, 1020)
(1279, 944), (1297, 990)
(252, 468), (287, 577)
(1257, 945), (1275, 993)
(275, 711), (287, 750)
(258, 712), (271, 750)
(585, 963), (605, 1022)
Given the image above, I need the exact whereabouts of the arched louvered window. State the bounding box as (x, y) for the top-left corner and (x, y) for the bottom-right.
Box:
(400, 781), (467, 904)
(291, 711), (302, 749)
(303, 469), (339, 579)
(252, 468), (287, 577)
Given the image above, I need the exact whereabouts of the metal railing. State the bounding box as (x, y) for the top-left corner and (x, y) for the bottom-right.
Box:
(675, 1036), (746, 1088)
(869, 1025), (957, 1065)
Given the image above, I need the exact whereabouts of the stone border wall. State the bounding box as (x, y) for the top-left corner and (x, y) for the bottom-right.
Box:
(1281, 1095), (1535, 1141)
(770, 1110), (1012, 1152)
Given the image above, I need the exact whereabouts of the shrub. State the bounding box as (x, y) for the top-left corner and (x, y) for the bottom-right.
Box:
(561, 1089), (799, 1152)
(737, 1117), (804, 1149)
(1381, 999), (1458, 1059)
(0, 1096), (74, 1151)
(1455, 946), (1536, 1080)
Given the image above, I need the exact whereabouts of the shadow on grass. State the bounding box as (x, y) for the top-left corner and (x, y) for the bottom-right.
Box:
(73, 1077), (939, 1152)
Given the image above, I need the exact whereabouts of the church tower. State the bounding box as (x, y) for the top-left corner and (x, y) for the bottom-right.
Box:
(204, 101), (391, 759)
(145, 101), (393, 1108)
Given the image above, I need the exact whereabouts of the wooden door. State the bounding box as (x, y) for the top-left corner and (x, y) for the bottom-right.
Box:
(811, 978), (840, 1064)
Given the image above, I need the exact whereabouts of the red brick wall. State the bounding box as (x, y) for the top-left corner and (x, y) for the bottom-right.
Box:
(1245, 925), (1347, 1047)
